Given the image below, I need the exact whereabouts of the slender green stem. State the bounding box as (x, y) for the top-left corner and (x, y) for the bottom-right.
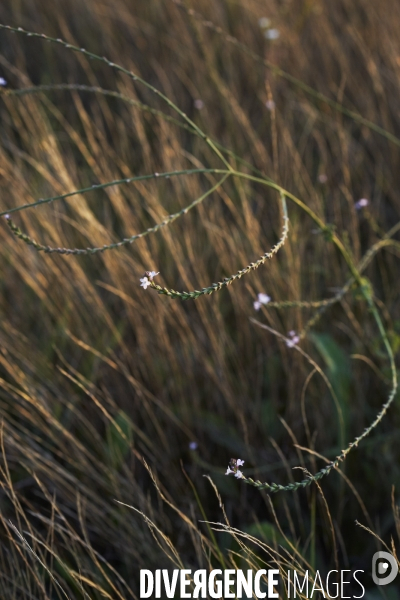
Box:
(5, 173), (230, 255)
(2, 83), (272, 182)
(150, 191), (288, 300)
(0, 168), (228, 218)
(0, 24), (233, 170)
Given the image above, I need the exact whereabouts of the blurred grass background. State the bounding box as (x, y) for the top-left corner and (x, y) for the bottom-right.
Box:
(0, 0), (400, 597)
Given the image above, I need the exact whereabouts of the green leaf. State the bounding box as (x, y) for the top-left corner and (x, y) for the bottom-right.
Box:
(310, 333), (352, 443)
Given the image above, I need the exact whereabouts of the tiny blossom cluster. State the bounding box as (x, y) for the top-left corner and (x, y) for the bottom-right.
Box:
(140, 270), (159, 289)
(286, 330), (300, 348)
(264, 28), (280, 40)
(355, 198), (369, 210)
(254, 292), (271, 311)
(0, 77), (7, 86)
(225, 458), (245, 479)
(258, 17), (280, 40)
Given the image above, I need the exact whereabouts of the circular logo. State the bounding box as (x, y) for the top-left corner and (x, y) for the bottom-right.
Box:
(372, 552), (398, 586)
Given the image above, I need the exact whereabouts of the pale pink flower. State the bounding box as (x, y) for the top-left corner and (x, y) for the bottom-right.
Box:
(147, 271), (159, 280)
(264, 28), (280, 40)
(355, 198), (369, 210)
(254, 293), (271, 310)
(286, 332), (300, 347)
(258, 293), (271, 305)
(140, 277), (150, 289)
(225, 458), (245, 478)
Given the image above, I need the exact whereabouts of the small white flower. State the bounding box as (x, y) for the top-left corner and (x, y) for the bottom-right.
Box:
(265, 99), (276, 111)
(254, 293), (271, 310)
(226, 458), (245, 477)
(0, 77), (7, 86)
(194, 99), (204, 110)
(4, 214), (10, 220)
(288, 330), (296, 337)
(189, 442), (198, 450)
(355, 198), (369, 210)
(258, 17), (271, 29)
(258, 293), (271, 305)
(147, 271), (159, 280)
(140, 277), (150, 289)
(318, 174), (328, 184)
(264, 28), (280, 40)
(286, 334), (300, 347)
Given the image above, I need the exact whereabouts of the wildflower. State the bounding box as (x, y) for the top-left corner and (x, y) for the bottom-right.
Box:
(258, 293), (271, 305)
(4, 214), (10, 220)
(264, 28), (280, 40)
(140, 276), (151, 289)
(254, 293), (271, 310)
(0, 77), (7, 86)
(355, 198), (369, 210)
(194, 99), (204, 110)
(141, 271), (159, 289)
(286, 331), (300, 347)
(146, 271), (159, 280)
(225, 458), (245, 478)
(258, 17), (271, 29)
(318, 173), (328, 184)
(189, 442), (198, 451)
(265, 99), (276, 111)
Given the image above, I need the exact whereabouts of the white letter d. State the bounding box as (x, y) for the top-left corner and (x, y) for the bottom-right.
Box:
(140, 570), (154, 598)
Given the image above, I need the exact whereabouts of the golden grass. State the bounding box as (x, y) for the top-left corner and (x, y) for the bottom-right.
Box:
(0, 0), (400, 596)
